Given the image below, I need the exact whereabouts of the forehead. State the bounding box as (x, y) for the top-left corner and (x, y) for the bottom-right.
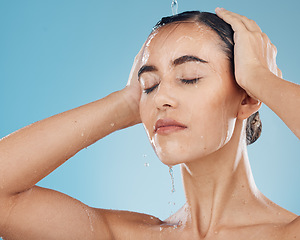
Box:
(151, 22), (216, 40)
(143, 22), (225, 64)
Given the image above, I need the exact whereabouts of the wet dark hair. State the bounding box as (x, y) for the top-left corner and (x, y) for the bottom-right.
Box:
(152, 11), (262, 145)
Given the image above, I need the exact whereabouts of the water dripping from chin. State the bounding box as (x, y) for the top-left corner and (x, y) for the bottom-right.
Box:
(169, 166), (175, 193)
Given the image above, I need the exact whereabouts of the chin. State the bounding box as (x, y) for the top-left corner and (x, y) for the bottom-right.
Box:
(153, 136), (232, 167)
(153, 143), (211, 166)
(150, 135), (187, 166)
(148, 127), (232, 166)
(157, 154), (183, 166)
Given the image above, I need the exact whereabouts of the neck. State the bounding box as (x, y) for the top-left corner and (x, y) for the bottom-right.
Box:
(180, 121), (260, 237)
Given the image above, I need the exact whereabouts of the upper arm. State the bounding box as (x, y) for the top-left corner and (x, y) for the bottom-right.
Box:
(0, 186), (113, 240)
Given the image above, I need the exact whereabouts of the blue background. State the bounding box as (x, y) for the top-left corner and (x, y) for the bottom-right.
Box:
(1, 0), (299, 233)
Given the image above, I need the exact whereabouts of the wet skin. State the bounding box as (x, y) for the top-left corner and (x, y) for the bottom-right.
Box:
(1, 9), (300, 240)
(139, 22), (242, 166)
(134, 22), (298, 239)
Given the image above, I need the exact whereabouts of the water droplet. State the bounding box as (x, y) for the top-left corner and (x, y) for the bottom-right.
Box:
(169, 166), (175, 193)
(110, 123), (115, 127)
(150, 216), (154, 220)
(173, 225), (178, 229)
(171, 0), (178, 15)
(160, 227), (163, 231)
(214, 231), (218, 234)
(85, 208), (94, 232)
(81, 132), (84, 137)
(144, 162), (150, 167)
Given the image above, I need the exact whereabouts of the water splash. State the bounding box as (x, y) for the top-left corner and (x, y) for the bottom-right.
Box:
(171, 0), (178, 15)
(169, 166), (175, 193)
(143, 154), (149, 167)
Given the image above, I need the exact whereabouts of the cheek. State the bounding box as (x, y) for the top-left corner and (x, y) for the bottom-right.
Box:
(139, 78), (240, 165)
(194, 100), (233, 149)
(139, 97), (155, 138)
(201, 82), (240, 147)
(182, 83), (239, 154)
(188, 93), (228, 145)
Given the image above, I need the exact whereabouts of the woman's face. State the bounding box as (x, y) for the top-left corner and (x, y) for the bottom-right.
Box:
(139, 22), (243, 166)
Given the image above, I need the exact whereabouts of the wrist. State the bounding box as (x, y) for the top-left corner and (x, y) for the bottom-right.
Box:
(117, 88), (141, 128)
(239, 66), (272, 100)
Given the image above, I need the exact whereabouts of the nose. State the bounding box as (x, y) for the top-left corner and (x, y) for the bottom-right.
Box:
(154, 81), (179, 110)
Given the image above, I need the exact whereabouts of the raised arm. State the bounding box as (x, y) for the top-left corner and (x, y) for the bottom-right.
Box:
(0, 47), (143, 239)
(216, 8), (300, 139)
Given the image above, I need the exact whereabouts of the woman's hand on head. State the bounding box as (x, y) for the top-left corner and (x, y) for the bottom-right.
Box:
(215, 8), (282, 99)
(120, 43), (145, 125)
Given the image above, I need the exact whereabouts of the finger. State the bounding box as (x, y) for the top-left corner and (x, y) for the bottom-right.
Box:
(272, 43), (277, 56)
(215, 8), (262, 33)
(127, 45), (145, 86)
(243, 18), (262, 33)
(135, 42), (146, 61)
(215, 8), (247, 32)
(277, 68), (283, 78)
(262, 32), (273, 44)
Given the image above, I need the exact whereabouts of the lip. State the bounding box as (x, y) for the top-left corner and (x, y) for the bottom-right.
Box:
(154, 118), (187, 135)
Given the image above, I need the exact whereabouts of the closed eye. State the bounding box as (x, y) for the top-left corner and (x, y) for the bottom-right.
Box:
(180, 78), (201, 84)
(143, 84), (159, 94)
(143, 78), (201, 94)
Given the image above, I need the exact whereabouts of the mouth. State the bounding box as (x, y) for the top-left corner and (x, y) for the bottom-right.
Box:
(154, 118), (187, 135)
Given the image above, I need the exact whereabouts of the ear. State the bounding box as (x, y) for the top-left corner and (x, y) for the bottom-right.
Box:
(237, 93), (262, 120)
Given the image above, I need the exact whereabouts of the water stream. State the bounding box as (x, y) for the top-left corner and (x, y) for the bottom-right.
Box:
(169, 166), (175, 193)
(171, 0), (178, 15)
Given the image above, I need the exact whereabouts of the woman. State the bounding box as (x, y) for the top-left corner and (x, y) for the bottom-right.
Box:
(0, 7), (299, 239)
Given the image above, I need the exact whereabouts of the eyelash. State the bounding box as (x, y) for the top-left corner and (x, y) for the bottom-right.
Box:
(143, 84), (159, 94)
(143, 78), (201, 94)
(181, 78), (201, 84)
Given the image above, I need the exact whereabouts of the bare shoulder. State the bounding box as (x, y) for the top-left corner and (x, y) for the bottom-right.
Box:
(283, 215), (300, 238)
(93, 208), (163, 240)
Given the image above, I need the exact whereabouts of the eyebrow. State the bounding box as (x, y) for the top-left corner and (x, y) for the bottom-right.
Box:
(172, 55), (208, 66)
(138, 65), (158, 80)
(137, 55), (208, 80)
